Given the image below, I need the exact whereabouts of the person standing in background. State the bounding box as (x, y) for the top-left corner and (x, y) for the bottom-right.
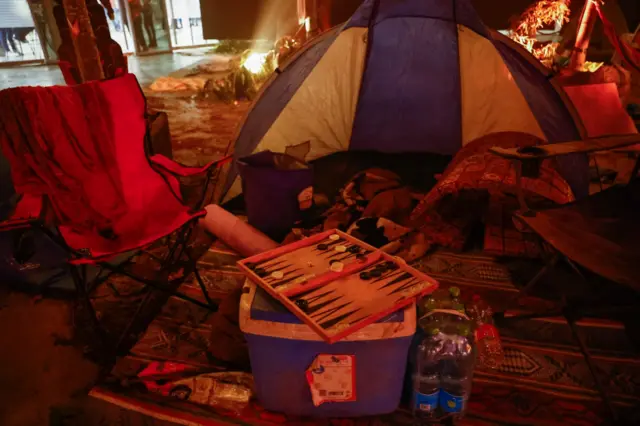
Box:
(128, 0), (147, 51)
(142, 0), (156, 48)
(0, 28), (20, 56)
(0, 0), (35, 57)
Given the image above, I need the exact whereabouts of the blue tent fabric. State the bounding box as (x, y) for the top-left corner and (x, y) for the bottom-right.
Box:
(224, 0), (589, 200)
(350, 18), (462, 154)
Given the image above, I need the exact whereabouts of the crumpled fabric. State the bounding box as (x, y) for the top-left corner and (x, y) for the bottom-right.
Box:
(283, 132), (575, 260)
(0, 82), (126, 236)
(410, 132), (575, 258)
(283, 168), (424, 258)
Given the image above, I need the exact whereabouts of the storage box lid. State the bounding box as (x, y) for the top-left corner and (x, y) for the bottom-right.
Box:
(240, 281), (416, 342)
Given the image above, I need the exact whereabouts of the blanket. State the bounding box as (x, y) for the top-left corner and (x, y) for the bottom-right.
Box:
(410, 132), (575, 258)
(285, 132), (575, 260)
(0, 82), (126, 236)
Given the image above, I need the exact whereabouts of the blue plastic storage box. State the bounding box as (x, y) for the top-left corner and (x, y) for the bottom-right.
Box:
(240, 281), (416, 417)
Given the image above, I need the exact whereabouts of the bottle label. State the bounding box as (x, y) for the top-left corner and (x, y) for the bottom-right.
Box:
(413, 390), (439, 412)
(440, 391), (465, 413)
(475, 324), (499, 341)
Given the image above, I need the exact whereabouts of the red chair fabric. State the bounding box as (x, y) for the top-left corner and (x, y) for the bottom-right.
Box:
(563, 83), (638, 138)
(0, 74), (213, 262)
(0, 80), (127, 234)
(150, 154), (232, 178)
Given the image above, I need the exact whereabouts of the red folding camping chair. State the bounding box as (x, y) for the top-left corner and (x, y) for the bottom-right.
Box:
(489, 134), (640, 425)
(0, 74), (229, 357)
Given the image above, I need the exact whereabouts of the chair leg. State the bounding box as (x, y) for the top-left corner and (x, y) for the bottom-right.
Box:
(69, 265), (109, 354)
(567, 317), (618, 424)
(113, 289), (155, 355)
(164, 225), (193, 267)
(495, 309), (620, 424)
(182, 244), (217, 310)
(101, 262), (214, 311)
(192, 264), (216, 310)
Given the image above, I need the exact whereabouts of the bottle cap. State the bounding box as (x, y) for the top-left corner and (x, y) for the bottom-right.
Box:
(424, 297), (437, 310)
(449, 286), (460, 298)
(458, 324), (471, 337)
(472, 294), (481, 303)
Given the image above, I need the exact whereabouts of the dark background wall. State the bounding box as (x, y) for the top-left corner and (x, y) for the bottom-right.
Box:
(327, 0), (639, 32)
(317, 0), (543, 30)
(199, 0), (639, 41)
(200, 0), (297, 40)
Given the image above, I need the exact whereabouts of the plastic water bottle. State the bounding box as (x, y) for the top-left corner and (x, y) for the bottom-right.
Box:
(412, 328), (442, 421)
(415, 287), (476, 422)
(467, 295), (505, 369)
(439, 330), (474, 421)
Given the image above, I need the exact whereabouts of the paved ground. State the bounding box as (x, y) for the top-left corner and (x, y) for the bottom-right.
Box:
(0, 52), (204, 89)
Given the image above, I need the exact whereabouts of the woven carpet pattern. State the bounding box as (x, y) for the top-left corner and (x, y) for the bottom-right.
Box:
(90, 245), (640, 425)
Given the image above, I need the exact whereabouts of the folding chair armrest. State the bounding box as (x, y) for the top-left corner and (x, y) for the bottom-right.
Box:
(489, 134), (640, 160)
(0, 194), (44, 231)
(149, 154), (232, 178)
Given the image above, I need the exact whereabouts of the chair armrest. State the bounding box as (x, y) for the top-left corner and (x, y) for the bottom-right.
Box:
(489, 134), (640, 160)
(150, 154), (233, 178)
(0, 194), (43, 231)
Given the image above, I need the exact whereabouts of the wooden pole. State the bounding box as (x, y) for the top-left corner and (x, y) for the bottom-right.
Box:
(568, 0), (599, 71)
(61, 0), (104, 82)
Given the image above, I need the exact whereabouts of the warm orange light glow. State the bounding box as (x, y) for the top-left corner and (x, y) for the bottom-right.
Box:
(509, 0), (572, 66)
(242, 52), (269, 74)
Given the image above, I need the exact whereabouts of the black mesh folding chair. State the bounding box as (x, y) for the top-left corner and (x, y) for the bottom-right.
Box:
(490, 134), (640, 425)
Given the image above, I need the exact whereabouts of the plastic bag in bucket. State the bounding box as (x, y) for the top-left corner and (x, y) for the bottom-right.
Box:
(238, 151), (313, 241)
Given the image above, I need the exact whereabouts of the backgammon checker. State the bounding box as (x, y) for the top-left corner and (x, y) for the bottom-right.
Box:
(238, 229), (439, 343)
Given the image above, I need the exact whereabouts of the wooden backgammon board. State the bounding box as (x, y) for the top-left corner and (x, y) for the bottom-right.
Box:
(237, 229), (439, 343)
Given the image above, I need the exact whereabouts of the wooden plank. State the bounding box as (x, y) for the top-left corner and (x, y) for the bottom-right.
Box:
(489, 134), (640, 160)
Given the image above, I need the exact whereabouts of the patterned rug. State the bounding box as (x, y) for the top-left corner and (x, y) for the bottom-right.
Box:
(87, 243), (640, 426)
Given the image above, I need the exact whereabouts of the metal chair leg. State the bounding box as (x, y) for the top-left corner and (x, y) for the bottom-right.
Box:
(113, 289), (155, 355)
(567, 317), (618, 424)
(100, 262), (214, 311)
(193, 265), (216, 310)
(69, 265), (109, 352)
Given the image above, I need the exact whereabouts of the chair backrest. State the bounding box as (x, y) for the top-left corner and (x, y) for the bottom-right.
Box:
(98, 74), (185, 224)
(0, 74), (184, 235)
(563, 83), (638, 138)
